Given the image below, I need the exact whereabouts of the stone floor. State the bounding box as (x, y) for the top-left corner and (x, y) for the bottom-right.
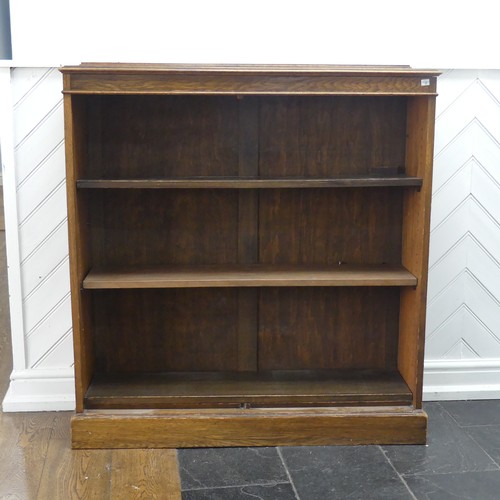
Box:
(178, 400), (500, 499)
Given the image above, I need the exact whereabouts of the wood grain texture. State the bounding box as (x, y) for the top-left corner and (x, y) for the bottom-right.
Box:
(399, 96), (437, 408)
(259, 288), (400, 371)
(61, 66), (437, 447)
(77, 176), (423, 188)
(64, 73), (437, 96)
(63, 89), (93, 413)
(92, 288), (240, 373)
(237, 97), (259, 371)
(37, 438), (112, 499)
(86, 95), (239, 179)
(89, 189), (239, 267)
(77, 175), (422, 189)
(33, 412), (182, 499)
(259, 96), (407, 177)
(85, 370), (412, 409)
(72, 407), (428, 448)
(110, 449), (181, 500)
(259, 188), (403, 265)
(83, 264), (417, 289)
(0, 413), (55, 499)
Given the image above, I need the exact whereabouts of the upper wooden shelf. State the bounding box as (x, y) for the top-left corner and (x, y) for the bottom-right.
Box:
(60, 63), (439, 96)
(77, 176), (423, 189)
(83, 264), (417, 289)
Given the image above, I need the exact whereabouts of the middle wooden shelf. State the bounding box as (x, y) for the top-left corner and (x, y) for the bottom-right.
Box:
(83, 263), (417, 289)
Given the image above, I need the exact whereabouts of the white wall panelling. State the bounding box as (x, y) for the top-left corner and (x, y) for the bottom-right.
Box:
(1, 67), (74, 411)
(423, 69), (500, 400)
(1, 68), (500, 410)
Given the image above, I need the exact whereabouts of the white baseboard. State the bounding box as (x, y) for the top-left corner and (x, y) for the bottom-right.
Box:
(2, 368), (75, 411)
(423, 359), (500, 401)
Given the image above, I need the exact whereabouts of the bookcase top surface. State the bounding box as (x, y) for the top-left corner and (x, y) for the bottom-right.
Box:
(60, 63), (440, 77)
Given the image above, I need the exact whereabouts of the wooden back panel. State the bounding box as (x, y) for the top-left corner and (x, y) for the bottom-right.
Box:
(88, 190), (240, 267)
(259, 188), (403, 265)
(85, 95), (239, 178)
(259, 287), (400, 371)
(93, 289), (240, 372)
(259, 96), (407, 177)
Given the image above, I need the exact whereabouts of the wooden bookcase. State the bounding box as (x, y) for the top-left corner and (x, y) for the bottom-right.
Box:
(61, 64), (439, 449)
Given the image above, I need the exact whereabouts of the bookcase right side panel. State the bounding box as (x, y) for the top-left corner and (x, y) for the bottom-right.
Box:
(399, 95), (437, 407)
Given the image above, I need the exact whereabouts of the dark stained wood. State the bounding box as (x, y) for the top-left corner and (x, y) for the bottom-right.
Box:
(89, 189), (239, 267)
(64, 72), (438, 96)
(92, 289), (240, 373)
(83, 264), (417, 289)
(77, 176), (423, 188)
(85, 370), (412, 409)
(259, 288), (400, 371)
(86, 95), (239, 179)
(259, 96), (408, 178)
(259, 188), (403, 265)
(237, 97), (259, 371)
(399, 96), (437, 408)
(71, 407), (428, 448)
(238, 288), (258, 371)
(62, 65), (438, 448)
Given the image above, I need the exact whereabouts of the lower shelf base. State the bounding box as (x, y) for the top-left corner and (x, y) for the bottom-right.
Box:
(71, 406), (427, 449)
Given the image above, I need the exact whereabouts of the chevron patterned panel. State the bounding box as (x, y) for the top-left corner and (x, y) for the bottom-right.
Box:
(427, 69), (500, 360)
(11, 67), (73, 370)
(8, 68), (500, 380)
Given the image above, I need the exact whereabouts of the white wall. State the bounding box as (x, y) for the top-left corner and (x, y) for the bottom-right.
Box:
(5, 0), (500, 69)
(1, 67), (500, 410)
(423, 70), (500, 399)
(0, 67), (74, 410)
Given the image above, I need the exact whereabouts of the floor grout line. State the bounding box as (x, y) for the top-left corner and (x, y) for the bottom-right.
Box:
(460, 431), (500, 470)
(277, 447), (301, 500)
(437, 401), (467, 428)
(182, 480), (291, 492)
(438, 402), (500, 469)
(402, 468), (500, 477)
(378, 445), (418, 500)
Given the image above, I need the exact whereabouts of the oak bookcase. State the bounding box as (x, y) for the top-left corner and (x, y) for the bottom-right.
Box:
(61, 64), (439, 449)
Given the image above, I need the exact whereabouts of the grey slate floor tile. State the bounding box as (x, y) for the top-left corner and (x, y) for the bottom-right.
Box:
(464, 424), (500, 465)
(382, 403), (498, 476)
(440, 400), (500, 426)
(178, 447), (288, 490)
(405, 470), (500, 500)
(280, 445), (413, 500)
(182, 483), (297, 500)
(178, 402), (500, 500)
